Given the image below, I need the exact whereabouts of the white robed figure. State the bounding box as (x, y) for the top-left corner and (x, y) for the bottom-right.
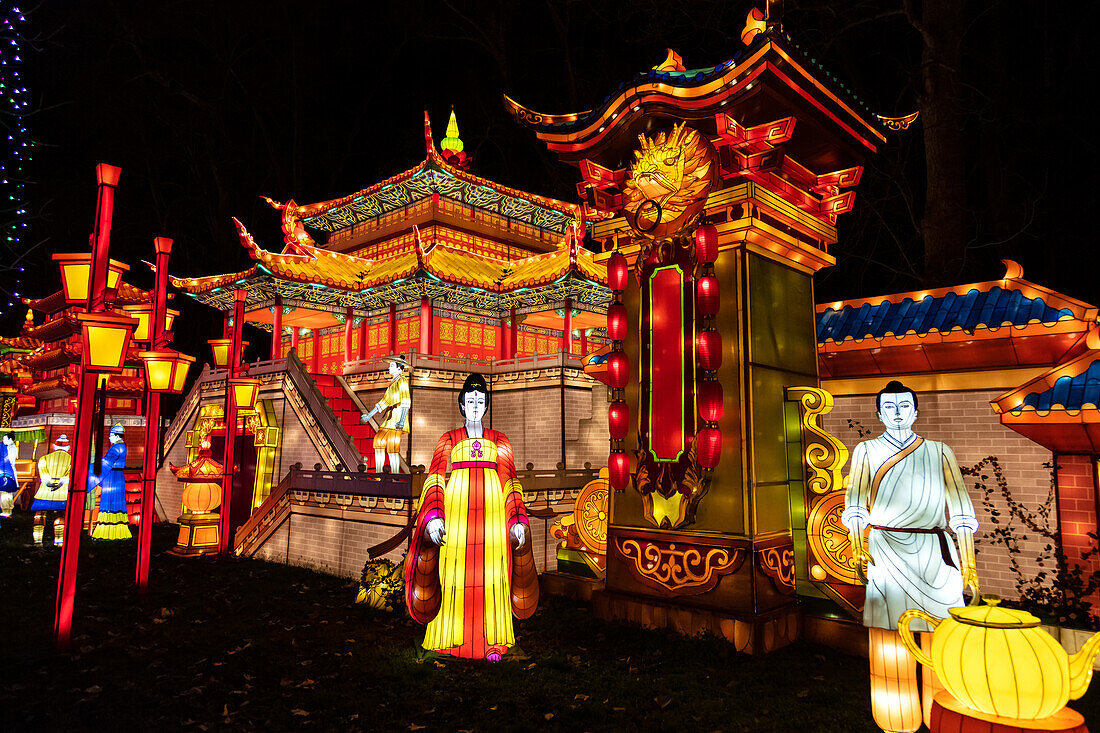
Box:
(842, 380), (979, 733)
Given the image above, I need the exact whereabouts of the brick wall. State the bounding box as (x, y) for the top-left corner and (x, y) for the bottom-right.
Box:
(824, 389), (1054, 600)
(1055, 454), (1100, 607)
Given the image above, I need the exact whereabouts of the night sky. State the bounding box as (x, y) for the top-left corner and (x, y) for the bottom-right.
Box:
(7, 1), (1094, 368)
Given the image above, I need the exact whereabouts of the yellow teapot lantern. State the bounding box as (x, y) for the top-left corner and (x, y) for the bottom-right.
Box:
(899, 596), (1100, 721)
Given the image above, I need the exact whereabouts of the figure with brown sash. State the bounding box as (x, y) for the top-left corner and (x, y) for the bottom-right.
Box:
(841, 380), (979, 733)
(404, 373), (538, 661)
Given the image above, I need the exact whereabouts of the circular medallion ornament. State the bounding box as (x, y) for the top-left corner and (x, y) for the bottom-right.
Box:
(805, 491), (861, 584)
(574, 476), (609, 554)
(623, 123), (719, 238)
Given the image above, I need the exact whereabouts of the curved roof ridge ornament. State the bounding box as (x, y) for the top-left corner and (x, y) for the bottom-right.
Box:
(501, 92), (592, 127)
(1001, 259), (1024, 280)
(262, 196), (314, 247)
(876, 111), (919, 131)
(741, 7), (767, 46)
(423, 109), (434, 156)
(653, 49), (685, 72)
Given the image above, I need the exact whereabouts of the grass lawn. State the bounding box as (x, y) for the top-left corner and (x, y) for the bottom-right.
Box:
(1, 512), (1096, 732)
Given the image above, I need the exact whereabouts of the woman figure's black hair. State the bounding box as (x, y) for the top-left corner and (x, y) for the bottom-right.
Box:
(458, 373), (490, 418)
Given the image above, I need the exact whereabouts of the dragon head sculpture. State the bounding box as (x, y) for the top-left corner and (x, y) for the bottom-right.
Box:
(623, 123), (719, 238)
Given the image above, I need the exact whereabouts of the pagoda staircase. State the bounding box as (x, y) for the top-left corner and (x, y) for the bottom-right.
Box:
(307, 371), (410, 474)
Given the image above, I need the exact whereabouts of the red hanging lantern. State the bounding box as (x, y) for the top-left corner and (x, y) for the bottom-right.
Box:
(697, 380), (723, 422)
(695, 224), (719, 263)
(696, 330), (722, 371)
(608, 451), (630, 490)
(606, 351), (629, 388)
(608, 251), (628, 291)
(607, 303), (628, 341)
(696, 426), (722, 468)
(696, 275), (720, 316)
(608, 400), (629, 439)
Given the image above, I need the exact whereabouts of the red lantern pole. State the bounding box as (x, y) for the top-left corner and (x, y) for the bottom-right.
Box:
(55, 163), (121, 650)
(217, 289), (247, 556)
(135, 237), (172, 592)
(270, 294), (282, 361)
(563, 298), (573, 355)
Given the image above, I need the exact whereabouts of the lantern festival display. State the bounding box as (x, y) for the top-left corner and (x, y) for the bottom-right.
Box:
(509, 19), (883, 653)
(168, 432), (225, 556)
(900, 598), (1100, 726)
(404, 373), (538, 661)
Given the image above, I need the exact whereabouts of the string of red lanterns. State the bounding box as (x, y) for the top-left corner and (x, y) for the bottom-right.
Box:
(694, 224), (722, 470)
(606, 249), (631, 491)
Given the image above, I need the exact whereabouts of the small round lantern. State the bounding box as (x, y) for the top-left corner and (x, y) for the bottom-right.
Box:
(606, 352), (629, 389)
(607, 303), (628, 341)
(607, 252), (629, 291)
(696, 330), (723, 371)
(696, 426), (722, 468)
(695, 224), (719, 263)
(608, 401), (629, 440)
(696, 276), (720, 317)
(608, 451), (630, 490)
(697, 380), (723, 422)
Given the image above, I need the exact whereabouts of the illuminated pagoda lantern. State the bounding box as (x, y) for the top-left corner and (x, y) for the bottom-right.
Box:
(508, 13), (887, 653)
(1, 270), (157, 514)
(168, 431), (225, 555)
(161, 110), (611, 567)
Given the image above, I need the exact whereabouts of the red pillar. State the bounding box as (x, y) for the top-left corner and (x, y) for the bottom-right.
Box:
(136, 236), (172, 593)
(563, 298), (573, 355)
(510, 307), (518, 358)
(270, 295), (283, 360)
(358, 317), (367, 360)
(499, 318), (506, 360)
(290, 327), (299, 354)
(1055, 454), (1100, 607)
(388, 303), (397, 355)
(343, 306), (354, 368)
(312, 332), (321, 373)
(580, 328), (588, 356)
(419, 297), (432, 355)
(222, 312), (230, 339)
(218, 289), (247, 557)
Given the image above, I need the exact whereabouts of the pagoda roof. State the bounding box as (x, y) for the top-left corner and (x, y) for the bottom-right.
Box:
(817, 261), (1097, 378)
(280, 149), (580, 238)
(992, 331), (1100, 452)
(505, 30), (886, 170)
(22, 282), (154, 316)
(172, 219), (609, 318)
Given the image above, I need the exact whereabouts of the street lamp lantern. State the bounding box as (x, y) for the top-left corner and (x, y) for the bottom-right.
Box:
(121, 305), (179, 342)
(208, 338), (249, 369)
(138, 349), (195, 393)
(76, 311), (137, 373)
(227, 377), (262, 412)
(53, 253), (130, 305)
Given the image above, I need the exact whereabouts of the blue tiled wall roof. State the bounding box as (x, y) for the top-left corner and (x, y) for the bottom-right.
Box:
(1019, 359), (1100, 411)
(817, 287), (1074, 344)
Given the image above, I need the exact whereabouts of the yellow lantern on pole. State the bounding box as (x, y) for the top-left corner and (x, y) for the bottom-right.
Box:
(53, 253), (130, 304)
(227, 377), (262, 411)
(121, 305), (180, 342)
(209, 338), (249, 369)
(76, 311), (137, 373)
(138, 350), (195, 393)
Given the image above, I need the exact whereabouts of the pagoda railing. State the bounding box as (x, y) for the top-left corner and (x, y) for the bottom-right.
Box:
(343, 349), (583, 376)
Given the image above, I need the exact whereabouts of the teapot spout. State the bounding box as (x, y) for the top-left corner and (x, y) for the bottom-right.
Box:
(1068, 630), (1100, 700)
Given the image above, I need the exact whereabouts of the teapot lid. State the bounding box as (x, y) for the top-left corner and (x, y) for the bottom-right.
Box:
(948, 596), (1041, 629)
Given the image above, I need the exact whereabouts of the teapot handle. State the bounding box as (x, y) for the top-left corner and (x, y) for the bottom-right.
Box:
(897, 609), (939, 668)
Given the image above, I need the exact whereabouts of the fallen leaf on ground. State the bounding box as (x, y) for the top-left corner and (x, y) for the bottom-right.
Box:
(796, 689), (809, 698)
(291, 708), (309, 716)
(574, 694), (589, 701)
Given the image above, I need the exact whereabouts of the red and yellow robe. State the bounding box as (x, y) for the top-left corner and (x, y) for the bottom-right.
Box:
(405, 427), (539, 659)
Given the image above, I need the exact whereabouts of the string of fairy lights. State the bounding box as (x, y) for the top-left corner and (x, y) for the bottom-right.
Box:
(0, 3), (29, 318)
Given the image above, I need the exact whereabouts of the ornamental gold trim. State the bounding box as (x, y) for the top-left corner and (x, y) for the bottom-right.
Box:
(759, 546), (796, 592)
(614, 537), (744, 595)
(786, 386), (848, 494)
